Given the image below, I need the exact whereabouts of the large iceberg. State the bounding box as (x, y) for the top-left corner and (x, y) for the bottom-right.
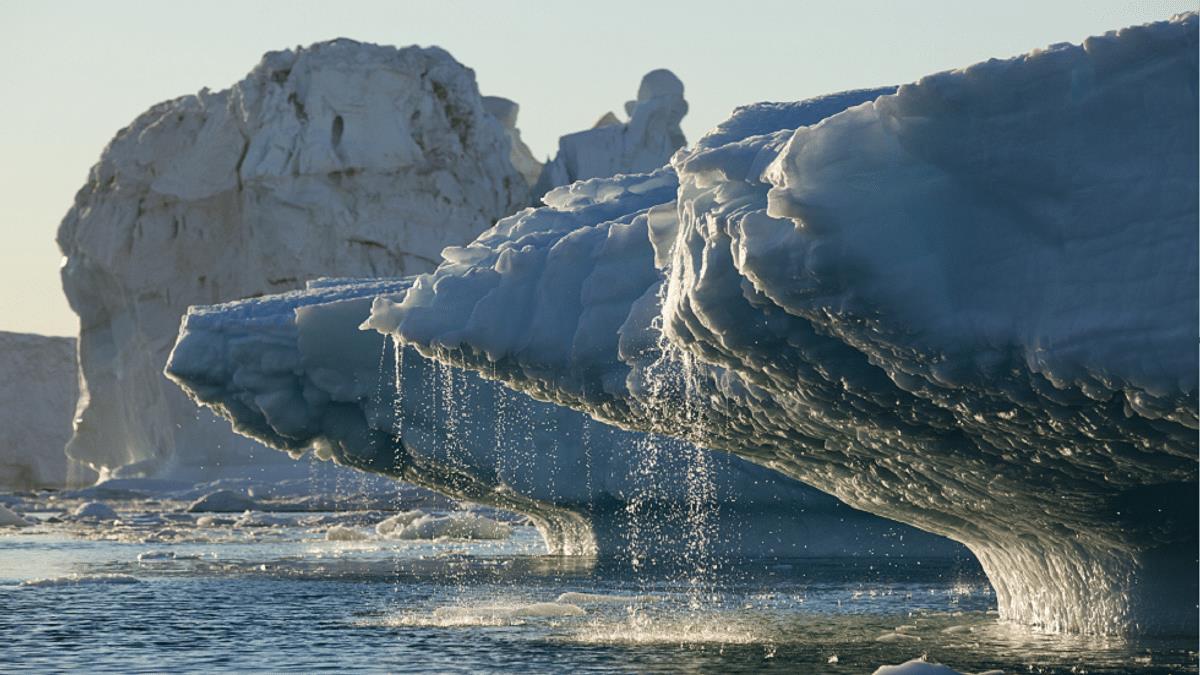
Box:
(56, 40), (531, 480)
(167, 274), (962, 558)
(0, 331), (86, 489)
(367, 16), (1198, 635)
(56, 38), (699, 485)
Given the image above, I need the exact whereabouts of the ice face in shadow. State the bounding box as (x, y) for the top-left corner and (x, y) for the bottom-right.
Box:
(167, 274), (965, 559)
(368, 16), (1198, 635)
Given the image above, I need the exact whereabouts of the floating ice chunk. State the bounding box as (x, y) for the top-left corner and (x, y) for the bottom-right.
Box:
(875, 631), (922, 643)
(374, 510), (427, 537)
(380, 512), (512, 540)
(22, 574), (141, 587)
(871, 659), (965, 675)
(69, 502), (118, 522)
(555, 592), (658, 605)
(0, 503), (31, 527)
(186, 490), (260, 513)
(324, 525), (369, 541)
(232, 511), (291, 528)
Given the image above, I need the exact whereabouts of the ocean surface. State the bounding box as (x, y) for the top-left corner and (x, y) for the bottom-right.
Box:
(0, 493), (1194, 674)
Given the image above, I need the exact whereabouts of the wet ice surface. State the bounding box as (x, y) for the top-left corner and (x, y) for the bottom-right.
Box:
(1, 494), (1194, 674)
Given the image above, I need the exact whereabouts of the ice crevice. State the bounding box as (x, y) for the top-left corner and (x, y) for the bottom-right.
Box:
(364, 15), (1198, 636)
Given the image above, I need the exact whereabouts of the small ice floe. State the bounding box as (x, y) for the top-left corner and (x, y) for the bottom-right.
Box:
(232, 511), (290, 528)
(874, 631), (922, 643)
(68, 501), (119, 522)
(0, 503), (31, 527)
(21, 573), (141, 587)
(373, 510), (426, 536)
(377, 511), (511, 540)
(871, 658), (962, 674)
(194, 515), (236, 527)
(555, 592), (658, 605)
(186, 490), (259, 513)
(325, 525), (369, 541)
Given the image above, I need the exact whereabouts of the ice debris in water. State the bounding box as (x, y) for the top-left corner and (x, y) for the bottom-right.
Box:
(186, 490), (260, 513)
(377, 512), (512, 541)
(0, 503), (31, 527)
(324, 525), (370, 541)
(21, 574), (141, 588)
(69, 502), (119, 522)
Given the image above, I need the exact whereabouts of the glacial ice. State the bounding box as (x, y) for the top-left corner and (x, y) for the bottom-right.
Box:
(0, 504), (31, 528)
(167, 275), (960, 557)
(54, 34), (699, 498)
(0, 331), (82, 489)
(532, 70), (689, 199)
(367, 16), (1198, 635)
(57, 39), (529, 482)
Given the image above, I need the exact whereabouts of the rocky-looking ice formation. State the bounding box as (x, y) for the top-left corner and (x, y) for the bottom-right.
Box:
(56, 38), (694, 484)
(367, 16), (1198, 635)
(0, 331), (84, 489)
(532, 70), (688, 199)
(167, 275), (963, 558)
(57, 39), (530, 480)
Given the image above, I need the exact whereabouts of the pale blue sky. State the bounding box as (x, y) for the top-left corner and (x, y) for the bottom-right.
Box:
(1, 0), (1192, 336)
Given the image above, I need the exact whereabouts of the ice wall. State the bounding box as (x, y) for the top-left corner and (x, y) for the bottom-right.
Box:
(532, 70), (688, 198)
(57, 40), (529, 480)
(167, 276), (963, 558)
(369, 16), (1198, 635)
(0, 332), (87, 489)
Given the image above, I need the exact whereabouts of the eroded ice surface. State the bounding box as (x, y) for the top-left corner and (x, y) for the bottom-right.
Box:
(167, 275), (961, 558)
(368, 16), (1198, 635)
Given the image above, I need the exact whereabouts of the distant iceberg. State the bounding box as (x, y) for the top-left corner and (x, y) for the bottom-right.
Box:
(366, 15), (1198, 635)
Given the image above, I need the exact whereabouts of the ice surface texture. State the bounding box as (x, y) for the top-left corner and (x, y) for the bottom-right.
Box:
(167, 276), (961, 558)
(369, 16), (1198, 635)
(57, 40), (530, 480)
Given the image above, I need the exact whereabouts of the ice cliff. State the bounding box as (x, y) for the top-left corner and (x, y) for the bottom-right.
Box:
(368, 16), (1198, 635)
(57, 37), (691, 484)
(166, 275), (962, 558)
(532, 69), (688, 198)
(0, 331), (84, 489)
(56, 40), (530, 480)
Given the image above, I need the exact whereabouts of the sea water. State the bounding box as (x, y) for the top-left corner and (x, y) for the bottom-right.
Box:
(0, 494), (1194, 674)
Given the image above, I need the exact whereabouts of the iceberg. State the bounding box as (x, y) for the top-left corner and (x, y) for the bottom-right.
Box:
(532, 70), (689, 198)
(57, 39), (530, 482)
(56, 36), (700, 490)
(167, 274), (962, 558)
(367, 16), (1198, 635)
(0, 331), (82, 489)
